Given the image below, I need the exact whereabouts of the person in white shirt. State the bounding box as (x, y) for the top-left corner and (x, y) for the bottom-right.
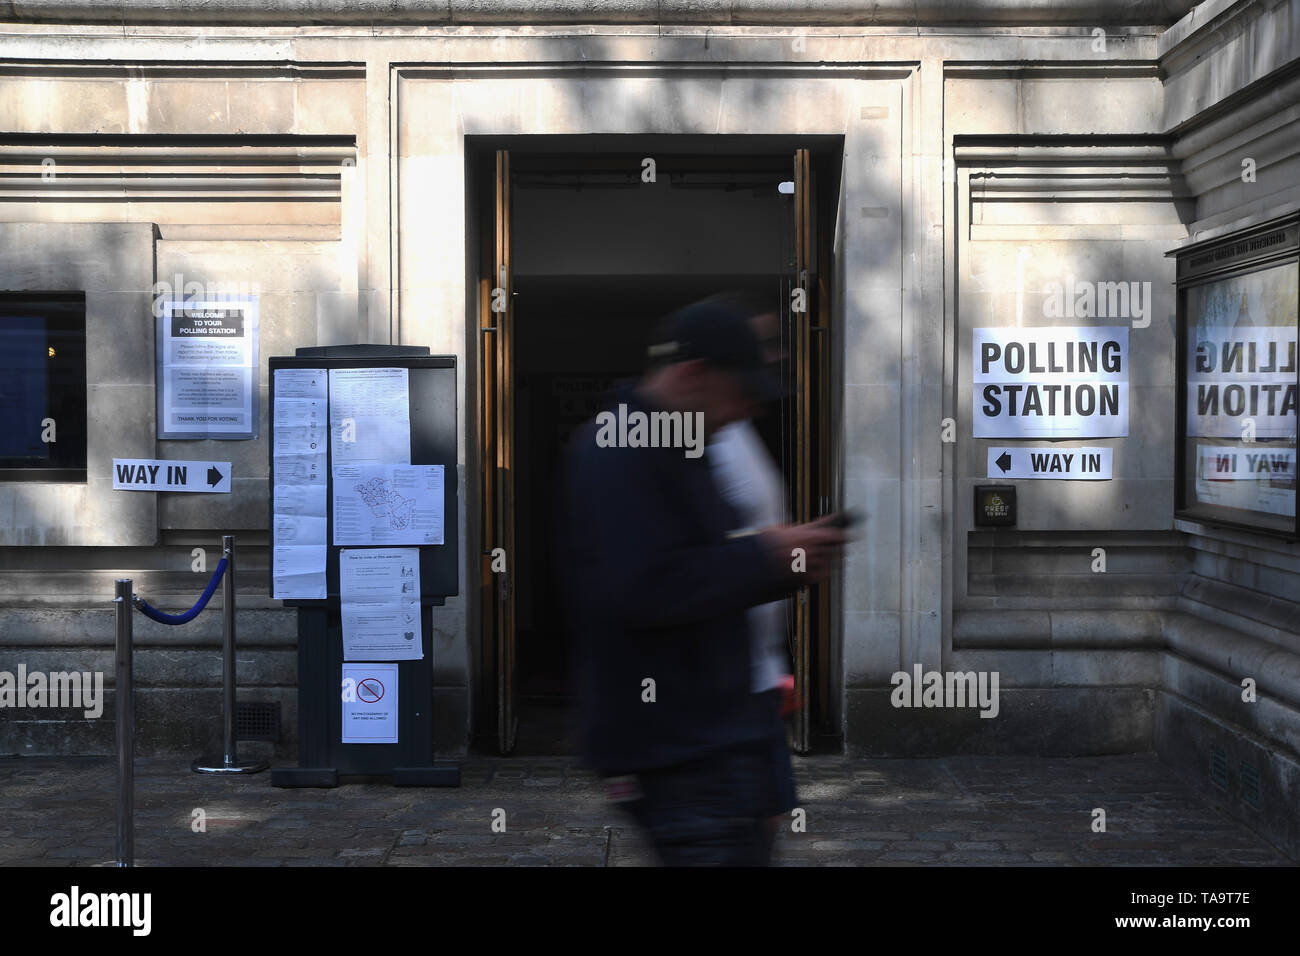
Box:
(709, 417), (790, 695)
(705, 300), (797, 861)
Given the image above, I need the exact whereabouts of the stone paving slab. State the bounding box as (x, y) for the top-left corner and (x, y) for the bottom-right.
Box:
(0, 753), (1290, 866)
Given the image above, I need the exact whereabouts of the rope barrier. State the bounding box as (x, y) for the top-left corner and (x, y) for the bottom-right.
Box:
(133, 557), (228, 625)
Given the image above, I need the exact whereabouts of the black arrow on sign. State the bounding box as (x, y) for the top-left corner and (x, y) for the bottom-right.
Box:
(207, 466), (224, 487)
(995, 452), (1012, 473)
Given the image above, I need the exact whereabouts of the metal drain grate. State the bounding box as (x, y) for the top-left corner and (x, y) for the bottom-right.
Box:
(235, 701), (280, 742)
(1240, 761), (1261, 810)
(1209, 746), (1229, 791)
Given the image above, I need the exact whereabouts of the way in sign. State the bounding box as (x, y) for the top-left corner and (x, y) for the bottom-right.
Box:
(111, 458), (232, 493)
(117, 462), (186, 484)
(988, 446), (1113, 480)
(1031, 451), (1096, 473)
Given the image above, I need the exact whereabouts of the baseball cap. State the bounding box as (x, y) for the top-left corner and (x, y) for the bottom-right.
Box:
(645, 294), (786, 402)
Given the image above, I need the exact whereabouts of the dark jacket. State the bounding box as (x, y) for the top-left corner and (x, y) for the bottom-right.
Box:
(558, 384), (792, 774)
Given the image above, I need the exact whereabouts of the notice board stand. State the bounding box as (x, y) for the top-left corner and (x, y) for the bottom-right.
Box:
(268, 345), (460, 788)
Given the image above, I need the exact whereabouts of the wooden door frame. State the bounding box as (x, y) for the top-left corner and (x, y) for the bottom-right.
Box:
(475, 149), (518, 754)
(468, 135), (844, 753)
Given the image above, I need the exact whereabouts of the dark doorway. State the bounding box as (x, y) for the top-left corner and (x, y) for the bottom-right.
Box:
(472, 139), (841, 755)
(510, 274), (787, 754)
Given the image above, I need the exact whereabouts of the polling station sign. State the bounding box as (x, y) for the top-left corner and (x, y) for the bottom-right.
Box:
(112, 458), (231, 493)
(974, 326), (1129, 439)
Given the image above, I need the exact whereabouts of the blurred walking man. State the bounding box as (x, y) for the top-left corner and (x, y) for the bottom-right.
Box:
(558, 295), (845, 866)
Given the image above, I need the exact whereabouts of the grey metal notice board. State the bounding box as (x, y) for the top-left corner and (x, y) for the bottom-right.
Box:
(268, 345), (459, 787)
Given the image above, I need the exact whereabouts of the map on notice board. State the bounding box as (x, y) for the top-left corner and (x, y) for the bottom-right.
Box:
(331, 463), (445, 545)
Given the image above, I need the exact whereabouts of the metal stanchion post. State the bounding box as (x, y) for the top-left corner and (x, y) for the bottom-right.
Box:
(194, 536), (267, 774)
(114, 578), (134, 867)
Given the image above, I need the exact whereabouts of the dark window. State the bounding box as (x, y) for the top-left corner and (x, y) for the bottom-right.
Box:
(1173, 215), (1298, 538)
(0, 293), (87, 482)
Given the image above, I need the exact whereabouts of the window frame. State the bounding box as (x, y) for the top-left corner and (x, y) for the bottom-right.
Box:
(1172, 213), (1300, 540)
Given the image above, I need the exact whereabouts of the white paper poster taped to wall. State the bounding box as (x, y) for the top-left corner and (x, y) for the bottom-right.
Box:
(272, 545), (327, 600)
(342, 663), (399, 744)
(339, 548), (423, 661)
(112, 458), (231, 492)
(332, 463), (445, 546)
(973, 326), (1129, 438)
(157, 299), (259, 439)
(986, 446), (1113, 480)
(271, 368), (328, 600)
(328, 367), (411, 464)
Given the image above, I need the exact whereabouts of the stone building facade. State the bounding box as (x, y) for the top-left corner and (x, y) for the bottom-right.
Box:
(0, 0), (1296, 856)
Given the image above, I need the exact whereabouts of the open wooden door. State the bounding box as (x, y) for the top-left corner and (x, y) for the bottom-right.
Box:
(790, 146), (833, 753)
(480, 149), (518, 753)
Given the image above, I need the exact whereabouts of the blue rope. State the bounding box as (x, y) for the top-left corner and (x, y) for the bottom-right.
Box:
(134, 557), (228, 625)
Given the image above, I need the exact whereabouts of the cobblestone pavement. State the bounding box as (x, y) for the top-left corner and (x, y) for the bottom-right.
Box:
(0, 753), (1290, 866)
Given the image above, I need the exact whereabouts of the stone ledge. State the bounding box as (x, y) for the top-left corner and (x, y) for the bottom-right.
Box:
(1158, 0), (1264, 59)
(1, 0), (1199, 28)
(845, 686), (1155, 756)
(1164, 611), (1300, 711)
(0, 607), (299, 646)
(952, 605), (1300, 710)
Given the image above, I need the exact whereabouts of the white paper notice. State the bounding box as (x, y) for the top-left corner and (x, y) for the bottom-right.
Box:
(329, 367), (411, 464)
(272, 544), (327, 600)
(339, 548), (423, 661)
(973, 327), (1129, 439)
(272, 368), (329, 600)
(157, 299), (259, 439)
(332, 464), (445, 546)
(342, 663), (399, 744)
(986, 446), (1113, 480)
